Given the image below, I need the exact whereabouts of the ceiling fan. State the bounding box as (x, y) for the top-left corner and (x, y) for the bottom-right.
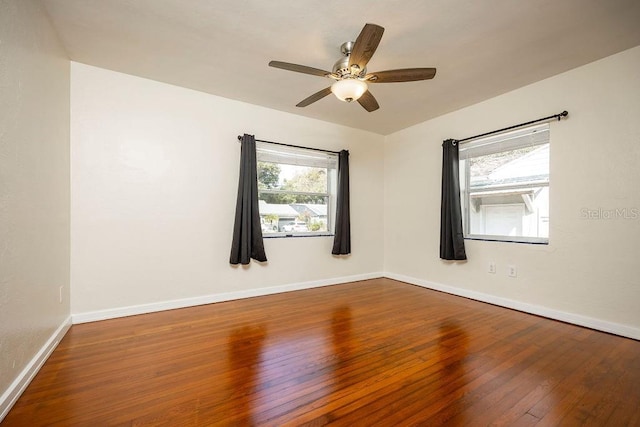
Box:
(268, 23), (436, 112)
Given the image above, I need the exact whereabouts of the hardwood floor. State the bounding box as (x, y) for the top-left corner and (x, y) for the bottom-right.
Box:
(3, 278), (640, 426)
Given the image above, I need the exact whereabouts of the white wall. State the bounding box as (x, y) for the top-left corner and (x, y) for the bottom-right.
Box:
(384, 46), (640, 336)
(71, 63), (384, 316)
(0, 0), (70, 412)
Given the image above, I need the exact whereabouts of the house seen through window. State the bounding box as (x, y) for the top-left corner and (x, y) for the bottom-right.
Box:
(256, 141), (338, 237)
(459, 123), (550, 244)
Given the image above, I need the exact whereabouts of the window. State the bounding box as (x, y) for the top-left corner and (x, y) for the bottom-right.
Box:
(459, 123), (550, 244)
(256, 142), (338, 237)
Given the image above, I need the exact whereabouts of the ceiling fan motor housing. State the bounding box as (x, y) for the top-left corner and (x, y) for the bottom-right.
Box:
(333, 42), (366, 78)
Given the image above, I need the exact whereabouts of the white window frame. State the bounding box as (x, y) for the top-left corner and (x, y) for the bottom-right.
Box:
(459, 123), (550, 244)
(256, 141), (338, 238)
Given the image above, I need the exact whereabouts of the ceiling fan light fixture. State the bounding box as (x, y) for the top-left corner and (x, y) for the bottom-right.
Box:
(331, 79), (368, 102)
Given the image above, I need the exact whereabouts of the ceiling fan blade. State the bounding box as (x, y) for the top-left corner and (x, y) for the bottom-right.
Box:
(296, 87), (333, 107)
(269, 61), (332, 77)
(349, 23), (384, 71)
(357, 90), (380, 112)
(366, 68), (437, 83)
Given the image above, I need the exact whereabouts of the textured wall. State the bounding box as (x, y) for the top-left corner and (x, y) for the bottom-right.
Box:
(70, 62), (384, 315)
(0, 0), (70, 394)
(384, 46), (640, 333)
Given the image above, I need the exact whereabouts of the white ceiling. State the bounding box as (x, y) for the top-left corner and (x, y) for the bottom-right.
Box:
(41, 0), (640, 135)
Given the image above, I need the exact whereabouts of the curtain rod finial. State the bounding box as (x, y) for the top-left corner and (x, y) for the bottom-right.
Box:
(237, 135), (242, 141)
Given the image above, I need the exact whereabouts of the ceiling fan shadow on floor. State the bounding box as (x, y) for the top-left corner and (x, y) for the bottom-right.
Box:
(269, 23), (436, 112)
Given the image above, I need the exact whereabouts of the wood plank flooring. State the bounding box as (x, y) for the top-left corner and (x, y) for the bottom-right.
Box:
(3, 278), (640, 426)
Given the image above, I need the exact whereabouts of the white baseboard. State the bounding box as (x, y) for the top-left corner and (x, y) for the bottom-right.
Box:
(385, 272), (640, 341)
(0, 316), (72, 422)
(72, 272), (384, 324)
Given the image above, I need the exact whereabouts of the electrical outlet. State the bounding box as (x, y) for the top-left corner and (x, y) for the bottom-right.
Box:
(488, 262), (496, 274)
(59, 286), (63, 303)
(508, 265), (517, 278)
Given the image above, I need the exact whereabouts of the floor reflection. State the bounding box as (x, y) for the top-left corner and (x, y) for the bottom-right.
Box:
(331, 305), (354, 371)
(227, 324), (266, 426)
(437, 320), (469, 426)
(222, 305), (356, 424)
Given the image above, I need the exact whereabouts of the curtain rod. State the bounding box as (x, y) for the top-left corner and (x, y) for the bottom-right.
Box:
(237, 135), (340, 155)
(456, 110), (568, 144)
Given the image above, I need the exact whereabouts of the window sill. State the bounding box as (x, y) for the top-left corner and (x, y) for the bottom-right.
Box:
(464, 236), (548, 245)
(263, 233), (335, 239)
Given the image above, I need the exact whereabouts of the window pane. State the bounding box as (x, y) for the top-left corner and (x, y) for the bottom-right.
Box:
(281, 164), (328, 193)
(461, 124), (550, 243)
(256, 145), (336, 237)
(469, 144), (548, 188)
(258, 162), (328, 193)
(259, 199), (329, 233)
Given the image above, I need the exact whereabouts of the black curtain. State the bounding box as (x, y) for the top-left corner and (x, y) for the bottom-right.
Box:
(229, 134), (267, 265)
(332, 150), (351, 255)
(440, 139), (467, 260)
